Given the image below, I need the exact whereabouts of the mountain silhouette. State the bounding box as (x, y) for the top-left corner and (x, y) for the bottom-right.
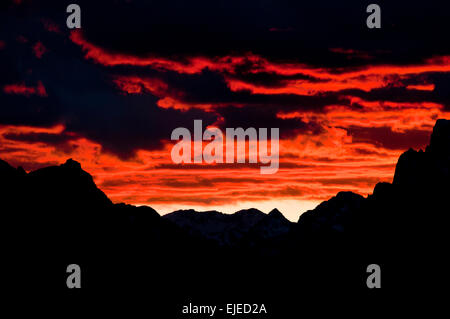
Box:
(1, 119), (449, 313)
(163, 207), (292, 246)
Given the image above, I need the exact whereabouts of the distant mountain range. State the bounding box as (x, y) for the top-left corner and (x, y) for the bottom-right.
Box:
(1, 119), (449, 308)
(164, 208), (292, 246)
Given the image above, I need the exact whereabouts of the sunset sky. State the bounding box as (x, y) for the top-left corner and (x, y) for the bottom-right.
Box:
(1, 0), (450, 221)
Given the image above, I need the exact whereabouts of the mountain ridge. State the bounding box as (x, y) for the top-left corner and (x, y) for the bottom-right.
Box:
(1, 119), (449, 247)
(0, 118), (449, 301)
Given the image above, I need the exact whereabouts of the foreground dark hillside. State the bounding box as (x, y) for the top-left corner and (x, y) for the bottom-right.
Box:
(1, 119), (449, 316)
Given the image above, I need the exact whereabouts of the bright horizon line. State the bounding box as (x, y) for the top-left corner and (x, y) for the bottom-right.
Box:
(134, 199), (324, 222)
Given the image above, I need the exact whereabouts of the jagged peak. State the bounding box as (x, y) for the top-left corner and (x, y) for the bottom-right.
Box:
(61, 158), (82, 170)
(0, 158), (27, 177)
(268, 208), (283, 218)
(427, 118), (450, 155)
(335, 191), (364, 201)
(234, 208), (264, 216)
(267, 209), (291, 224)
(17, 166), (26, 175)
(166, 209), (224, 217)
(372, 182), (393, 199)
(0, 158), (16, 172)
(393, 119), (450, 186)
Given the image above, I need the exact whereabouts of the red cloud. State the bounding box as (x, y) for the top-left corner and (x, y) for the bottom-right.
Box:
(406, 84), (435, 91)
(3, 81), (48, 97)
(41, 19), (61, 34)
(112, 76), (169, 96)
(33, 41), (47, 59)
(70, 30), (259, 75)
(70, 30), (450, 107)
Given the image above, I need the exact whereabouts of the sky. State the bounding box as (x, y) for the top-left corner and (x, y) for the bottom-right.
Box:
(1, 0), (450, 221)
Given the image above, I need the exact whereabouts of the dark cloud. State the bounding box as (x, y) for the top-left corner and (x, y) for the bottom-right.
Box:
(4, 131), (75, 145)
(60, 0), (450, 67)
(215, 105), (323, 139)
(4, 1), (450, 68)
(343, 82), (450, 110)
(3, 131), (79, 154)
(227, 72), (325, 88)
(0, 5), (218, 159)
(152, 70), (346, 111)
(346, 126), (431, 150)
